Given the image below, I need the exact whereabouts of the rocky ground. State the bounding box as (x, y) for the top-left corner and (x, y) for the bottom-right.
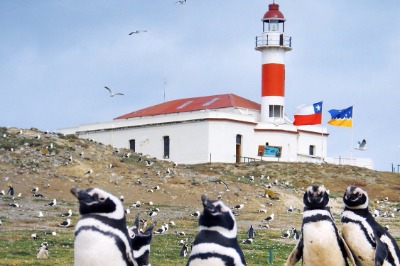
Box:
(1, 127), (400, 237)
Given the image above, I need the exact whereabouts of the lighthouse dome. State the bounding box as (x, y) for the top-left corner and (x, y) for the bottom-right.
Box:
(262, 3), (285, 22)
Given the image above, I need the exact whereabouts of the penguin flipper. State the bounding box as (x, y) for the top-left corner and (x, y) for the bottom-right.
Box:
(374, 237), (388, 266)
(339, 234), (356, 266)
(285, 235), (303, 266)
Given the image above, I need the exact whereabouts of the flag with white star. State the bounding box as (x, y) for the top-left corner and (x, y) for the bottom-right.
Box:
(293, 101), (323, 126)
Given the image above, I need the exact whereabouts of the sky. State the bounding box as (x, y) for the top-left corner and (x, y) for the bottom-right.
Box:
(1, 0), (399, 171)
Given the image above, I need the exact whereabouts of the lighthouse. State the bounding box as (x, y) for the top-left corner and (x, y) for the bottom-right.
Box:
(255, 2), (292, 123)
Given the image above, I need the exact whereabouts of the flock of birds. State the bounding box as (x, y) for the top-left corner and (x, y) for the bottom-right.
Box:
(104, 0), (189, 98)
(1, 129), (398, 265)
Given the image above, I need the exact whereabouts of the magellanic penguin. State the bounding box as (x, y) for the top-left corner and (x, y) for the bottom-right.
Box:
(341, 186), (400, 266)
(286, 185), (355, 266)
(186, 194), (246, 266)
(70, 187), (137, 266)
(37, 242), (49, 259)
(128, 214), (154, 266)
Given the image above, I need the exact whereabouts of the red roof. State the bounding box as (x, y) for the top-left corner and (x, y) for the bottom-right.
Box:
(263, 3), (285, 21)
(114, 94), (261, 120)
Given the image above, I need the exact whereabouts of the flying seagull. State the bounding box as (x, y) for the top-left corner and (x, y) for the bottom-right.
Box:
(176, 0), (187, 4)
(129, 30), (147, 35)
(105, 86), (124, 97)
(356, 139), (367, 150)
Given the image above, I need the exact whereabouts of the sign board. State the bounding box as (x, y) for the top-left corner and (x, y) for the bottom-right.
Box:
(258, 145), (281, 158)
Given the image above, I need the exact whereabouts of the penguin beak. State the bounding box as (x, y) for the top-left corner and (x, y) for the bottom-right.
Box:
(201, 194), (216, 213)
(70, 187), (95, 204)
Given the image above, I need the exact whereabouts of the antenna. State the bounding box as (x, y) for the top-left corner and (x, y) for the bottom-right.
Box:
(163, 77), (166, 102)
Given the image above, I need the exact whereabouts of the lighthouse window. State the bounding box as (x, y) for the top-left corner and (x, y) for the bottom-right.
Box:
(269, 21), (279, 31)
(269, 105), (283, 118)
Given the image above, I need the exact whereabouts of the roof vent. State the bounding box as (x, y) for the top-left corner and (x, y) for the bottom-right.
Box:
(176, 100), (193, 109)
(202, 97), (220, 107)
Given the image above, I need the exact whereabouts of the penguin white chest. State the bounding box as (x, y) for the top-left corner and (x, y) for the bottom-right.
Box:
(74, 230), (129, 266)
(303, 220), (346, 266)
(342, 223), (375, 266)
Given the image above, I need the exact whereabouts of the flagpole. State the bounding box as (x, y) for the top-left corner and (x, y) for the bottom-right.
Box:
(350, 105), (354, 165)
(320, 100), (324, 162)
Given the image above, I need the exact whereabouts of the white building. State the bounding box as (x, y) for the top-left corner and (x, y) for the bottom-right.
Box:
(58, 2), (373, 169)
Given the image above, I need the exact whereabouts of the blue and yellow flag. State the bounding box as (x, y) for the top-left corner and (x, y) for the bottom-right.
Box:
(328, 106), (353, 127)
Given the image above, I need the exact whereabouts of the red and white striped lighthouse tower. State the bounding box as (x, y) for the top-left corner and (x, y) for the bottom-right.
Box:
(255, 2), (292, 123)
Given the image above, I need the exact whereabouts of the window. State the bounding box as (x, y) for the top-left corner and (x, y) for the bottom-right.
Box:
(269, 105), (283, 118)
(129, 139), (135, 152)
(236, 134), (242, 145)
(309, 145), (315, 156)
(163, 136), (170, 159)
(269, 21), (279, 31)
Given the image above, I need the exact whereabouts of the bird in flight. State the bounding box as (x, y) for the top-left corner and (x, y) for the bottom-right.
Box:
(356, 139), (367, 150)
(176, 0), (187, 4)
(105, 86), (124, 97)
(129, 30), (147, 35)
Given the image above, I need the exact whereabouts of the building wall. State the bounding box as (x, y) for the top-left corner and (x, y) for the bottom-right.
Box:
(59, 109), (341, 166)
(207, 120), (256, 163)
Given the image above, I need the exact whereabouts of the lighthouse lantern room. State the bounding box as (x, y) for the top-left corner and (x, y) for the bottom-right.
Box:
(256, 2), (292, 124)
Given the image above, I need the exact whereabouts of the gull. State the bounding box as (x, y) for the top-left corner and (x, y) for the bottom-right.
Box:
(59, 219), (71, 227)
(356, 139), (367, 150)
(129, 30), (147, 35)
(61, 209), (72, 217)
(104, 86), (124, 97)
(176, 0), (187, 4)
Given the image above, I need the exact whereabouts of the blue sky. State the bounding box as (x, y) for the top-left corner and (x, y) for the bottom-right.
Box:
(1, 1), (399, 171)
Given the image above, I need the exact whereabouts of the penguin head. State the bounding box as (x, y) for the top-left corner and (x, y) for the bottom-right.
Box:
(70, 187), (124, 220)
(303, 185), (330, 210)
(198, 194), (236, 236)
(343, 186), (369, 209)
(129, 214), (154, 265)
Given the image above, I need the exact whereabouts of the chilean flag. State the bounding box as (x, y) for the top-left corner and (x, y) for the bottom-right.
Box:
(293, 101), (322, 126)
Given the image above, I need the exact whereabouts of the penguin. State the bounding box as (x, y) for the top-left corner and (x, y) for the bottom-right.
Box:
(37, 242), (49, 259)
(70, 186), (137, 266)
(247, 225), (255, 239)
(180, 243), (190, 257)
(129, 214), (154, 266)
(7, 185), (14, 196)
(186, 194), (246, 266)
(341, 186), (400, 266)
(286, 185), (355, 266)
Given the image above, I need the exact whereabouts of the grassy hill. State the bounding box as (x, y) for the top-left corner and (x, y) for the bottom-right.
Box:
(1, 127), (399, 265)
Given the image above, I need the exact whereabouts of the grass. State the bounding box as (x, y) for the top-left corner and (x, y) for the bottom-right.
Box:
(0, 228), (296, 265)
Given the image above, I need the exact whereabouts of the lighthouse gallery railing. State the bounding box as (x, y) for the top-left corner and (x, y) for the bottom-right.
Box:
(255, 34), (292, 48)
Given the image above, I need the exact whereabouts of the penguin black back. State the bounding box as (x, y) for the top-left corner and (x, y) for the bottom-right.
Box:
(71, 187), (137, 266)
(341, 186), (400, 266)
(187, 194), (246, 266)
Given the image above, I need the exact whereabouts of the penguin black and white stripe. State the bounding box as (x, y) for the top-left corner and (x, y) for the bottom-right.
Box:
(129, 215), (154, 266)
(286, 185), (355, 266)
(341, 186), (400, 266)
(186, 194), (246, 266)
(71, 187), (137, 266)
